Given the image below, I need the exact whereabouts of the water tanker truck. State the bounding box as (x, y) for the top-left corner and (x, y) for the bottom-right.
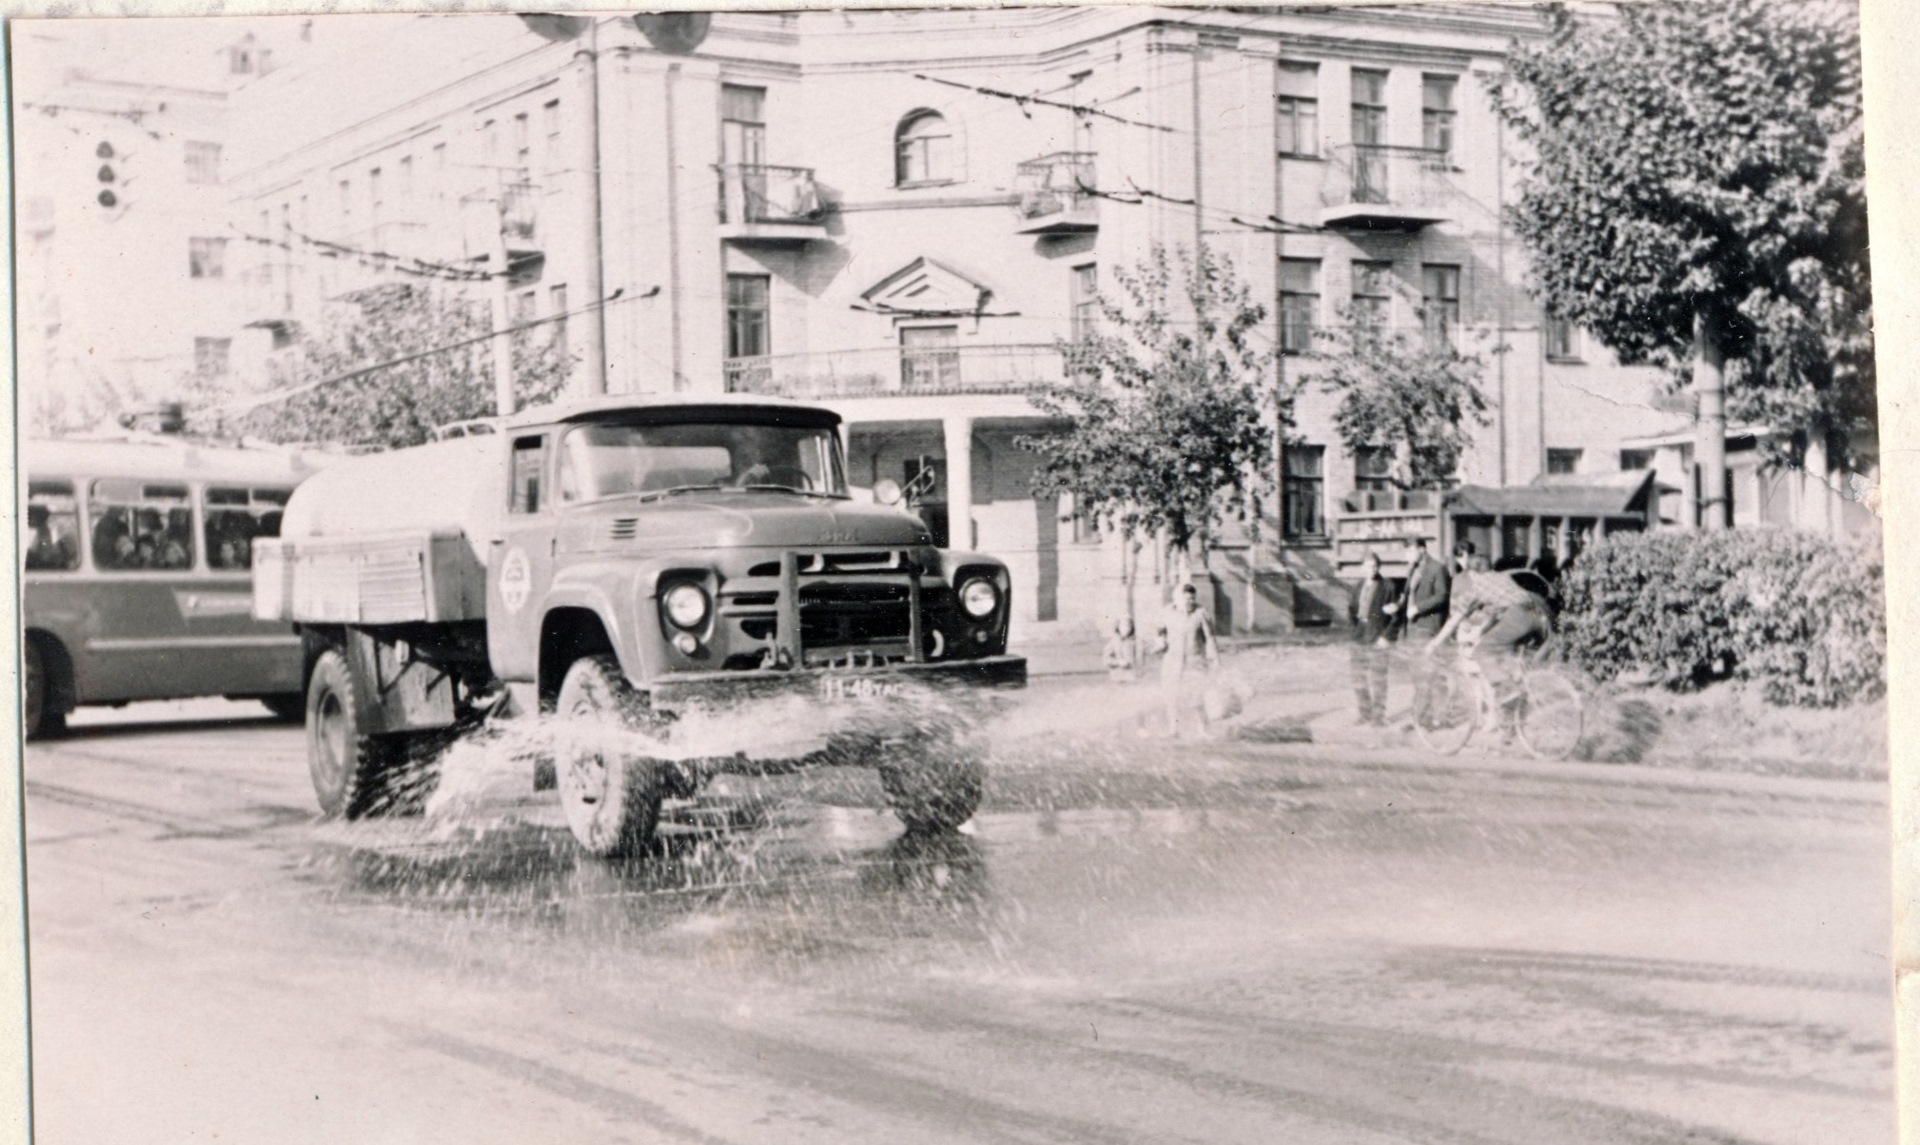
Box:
(253, 396), (1026, 857)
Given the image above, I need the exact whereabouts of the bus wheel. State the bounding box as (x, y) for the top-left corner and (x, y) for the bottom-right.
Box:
(305, 650), (396, 819)
(23, 638), (63, 741)
(554, 655), (661, 859)
(879, 737), (985, 834)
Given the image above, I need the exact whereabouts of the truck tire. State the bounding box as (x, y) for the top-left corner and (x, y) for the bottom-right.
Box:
(554, 655), (662, 859)
(879, 738), (985, 834)
(305, 649), (398, 819)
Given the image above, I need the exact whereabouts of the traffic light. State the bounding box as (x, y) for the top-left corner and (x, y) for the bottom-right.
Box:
(95, 141), (118, 208)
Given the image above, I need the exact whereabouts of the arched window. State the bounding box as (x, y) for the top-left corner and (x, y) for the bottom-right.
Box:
(895, 111), (954, 186)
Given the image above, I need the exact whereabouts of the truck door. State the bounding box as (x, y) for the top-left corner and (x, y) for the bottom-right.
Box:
(486, 433), (557, 682)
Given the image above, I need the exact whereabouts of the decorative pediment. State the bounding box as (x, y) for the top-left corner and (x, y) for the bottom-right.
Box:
(859, 257), (993, 316)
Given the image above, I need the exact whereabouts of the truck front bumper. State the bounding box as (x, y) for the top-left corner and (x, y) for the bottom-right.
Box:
(646, 654), (1026, 709)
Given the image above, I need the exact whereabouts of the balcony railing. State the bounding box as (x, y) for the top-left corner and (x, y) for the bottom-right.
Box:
(1014, 152), (1098, 233)
(717, 164), (825, 237)
(725, 343), (1081, 400)
(1318, 144), (1452, 230)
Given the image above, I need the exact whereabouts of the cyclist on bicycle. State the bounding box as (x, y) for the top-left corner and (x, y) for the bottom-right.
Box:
(1422, 553), (1551, 725)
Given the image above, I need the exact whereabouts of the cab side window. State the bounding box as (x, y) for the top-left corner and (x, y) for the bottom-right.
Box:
(511, 436), (545, 514)
(91, 480), (194, 571)
(205, 485), (291, 570)
(23, 480), (81, 571)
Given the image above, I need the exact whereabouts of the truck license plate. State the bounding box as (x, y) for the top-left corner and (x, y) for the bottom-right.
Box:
(818, 675), (906, 703)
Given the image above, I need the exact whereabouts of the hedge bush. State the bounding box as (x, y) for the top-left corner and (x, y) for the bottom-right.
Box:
(1553, 528), (1885, 707)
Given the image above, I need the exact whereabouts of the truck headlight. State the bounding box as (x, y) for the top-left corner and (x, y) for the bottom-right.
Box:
(959, 578), (1000, 619)
(662, 582), (710, 630)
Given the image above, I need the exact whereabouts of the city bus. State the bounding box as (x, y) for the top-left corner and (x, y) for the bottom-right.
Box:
(21, 435), (330, 739)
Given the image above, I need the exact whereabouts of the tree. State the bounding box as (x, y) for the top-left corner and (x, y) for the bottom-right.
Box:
(1018, 245), (1280, 614)
(217, 283), (573, 450)
(1490, 0), (1870, 527)
(1311, 315), (1495, 491)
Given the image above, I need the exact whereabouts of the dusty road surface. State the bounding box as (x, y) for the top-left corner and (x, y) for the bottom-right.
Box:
(23, 682), (1892, 1144)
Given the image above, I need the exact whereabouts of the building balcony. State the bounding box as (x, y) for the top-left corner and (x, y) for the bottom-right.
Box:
(1318, 144), (1453, 230)
(725, 343), (1080, 400)
(1013, 152), (1098, 234)
(717, 164), (827, 244)
(459, 177), (544, 258)
(239, 260), (309, 326)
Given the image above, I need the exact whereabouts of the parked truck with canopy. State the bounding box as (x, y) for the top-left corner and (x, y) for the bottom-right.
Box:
(253, 396), (1026, 857)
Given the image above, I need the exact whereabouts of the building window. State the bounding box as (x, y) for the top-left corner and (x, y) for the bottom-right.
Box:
(1421, 264), (1460, 348)
(194, 337), (231, 377)
(1276, 62), (1319, 157)
(188, 237), (227, 279)
(549, 284), (569, 351)
(398, 155), (415, 201)
(895, 110), (954, 186)
(1619, 449), (1655, 471)
(1422, 75), (1457, 161)
(1280, 258), (1320, 354)
(1355, 446), (1394, 493)
(1070, 264), (1099, 342)
(1351, 69), (1388, 146)
(338, 178), (352, 222)
(543, 100), (562, 162)
(368, 167), (383, 220)
(511, 290), (537, 327)
(722, 84), (767, 168)
(1546, 314), (1583, 361)
(184, 141), (221, 185)
(1547, 448), (1583, 475)
(1283, 445), (1326, 539)
(431, 144), (448, 204)
(513, 112), (531, 179)
(900, 325), (961, 390)
(1351, 261), (1392, 338)
(726, 273), (770, 359)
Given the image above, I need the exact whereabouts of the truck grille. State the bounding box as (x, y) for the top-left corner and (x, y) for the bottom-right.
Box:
(719, 549), (930, 664)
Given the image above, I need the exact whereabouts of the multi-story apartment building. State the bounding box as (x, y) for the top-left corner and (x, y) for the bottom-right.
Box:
(219, 8), (1873, 634)
(12, 21), (314, 433)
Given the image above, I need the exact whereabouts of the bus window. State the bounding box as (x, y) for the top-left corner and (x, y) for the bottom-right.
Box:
(24, 480), (81, 571)
(206, 486), (291, 570)
(90, 479), (194, 571)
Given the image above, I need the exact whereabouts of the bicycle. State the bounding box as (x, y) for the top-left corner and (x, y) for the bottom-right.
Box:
(1412, 643), (1585, 761)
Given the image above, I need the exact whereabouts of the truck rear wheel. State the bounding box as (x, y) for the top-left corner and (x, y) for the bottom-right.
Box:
(879, 737), (985, 834)
(554, 655), (662, 859)
(306, 650), (400, 819)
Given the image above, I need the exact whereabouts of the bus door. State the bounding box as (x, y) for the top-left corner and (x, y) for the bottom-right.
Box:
(193, 485), (303, 696)
(81, 478), (206, 702)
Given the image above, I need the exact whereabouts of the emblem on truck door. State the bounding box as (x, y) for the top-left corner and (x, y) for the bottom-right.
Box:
(499, 547), (532, 612)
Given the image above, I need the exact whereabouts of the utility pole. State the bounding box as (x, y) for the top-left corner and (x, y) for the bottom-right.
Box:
(491, 186), (516, 417)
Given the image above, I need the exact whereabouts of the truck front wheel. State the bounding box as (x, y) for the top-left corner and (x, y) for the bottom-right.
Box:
(554, 655), (662, 859)
(879, 737), (985, 834)
(306, 650), (398, 819)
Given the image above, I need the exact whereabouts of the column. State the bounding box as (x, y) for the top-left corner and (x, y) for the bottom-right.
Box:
(1804, 434), (1833, 536)
(943, 415), (974, 552)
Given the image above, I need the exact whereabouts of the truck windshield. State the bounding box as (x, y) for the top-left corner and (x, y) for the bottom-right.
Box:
(559, 421), (848, 503)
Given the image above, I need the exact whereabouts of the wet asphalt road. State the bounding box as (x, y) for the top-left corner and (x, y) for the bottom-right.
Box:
(21, 683), (1894, 1145)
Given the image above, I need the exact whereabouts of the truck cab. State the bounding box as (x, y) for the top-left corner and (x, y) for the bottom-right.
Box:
(255, 396), (1026, 856)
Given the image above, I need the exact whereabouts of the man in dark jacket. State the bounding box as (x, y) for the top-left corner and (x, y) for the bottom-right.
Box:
(1387, 535), (1451, 727)
(1348, 552), (1395, 726)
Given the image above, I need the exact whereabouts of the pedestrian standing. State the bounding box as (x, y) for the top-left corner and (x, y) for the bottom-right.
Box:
(1155, 583), (1219, 738)
(1389, 535), (1451, 726)
(1348, 552), (1395, 726)
(1103, 616), (1140, 683)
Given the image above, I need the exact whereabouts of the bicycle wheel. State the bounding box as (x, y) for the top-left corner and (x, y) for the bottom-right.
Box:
(1413, 662), (1478, 756)
(1516, 668), (1584, 761)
